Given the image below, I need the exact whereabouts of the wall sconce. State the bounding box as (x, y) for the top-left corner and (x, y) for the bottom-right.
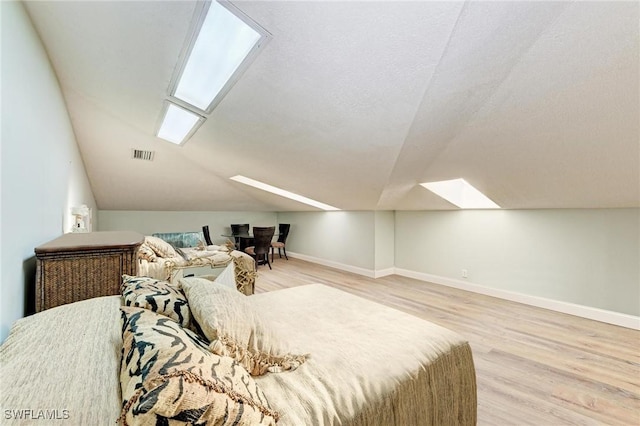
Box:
(70, 205), (91, 233)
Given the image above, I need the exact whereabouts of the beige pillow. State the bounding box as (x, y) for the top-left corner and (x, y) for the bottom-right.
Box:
(144, 235), (178, 258)
(180, 277), (308, 376)
(119, 306), (278, 425)
(136, 243), (157, 262)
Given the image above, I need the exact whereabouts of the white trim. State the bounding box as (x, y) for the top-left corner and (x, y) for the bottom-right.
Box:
(374, 268), (395, 278)
(284, 253), (640, 330)
(287, 252), (376, 278)
(394, 268), (640, 331)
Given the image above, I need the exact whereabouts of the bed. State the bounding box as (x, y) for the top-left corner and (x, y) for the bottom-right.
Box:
(0, 282), (476, 425)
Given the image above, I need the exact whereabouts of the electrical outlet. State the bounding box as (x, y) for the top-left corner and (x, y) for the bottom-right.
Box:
(461, 269), (468, 279)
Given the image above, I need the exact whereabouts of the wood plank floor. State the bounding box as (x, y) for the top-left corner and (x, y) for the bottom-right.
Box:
(254, 257), (640, 425)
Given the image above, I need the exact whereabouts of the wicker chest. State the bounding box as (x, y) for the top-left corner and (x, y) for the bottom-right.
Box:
(35, 231), (143, 312)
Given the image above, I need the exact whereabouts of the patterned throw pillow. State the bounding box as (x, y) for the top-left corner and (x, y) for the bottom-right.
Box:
(119, 306), (279, 426)
(121, 275), (191, 328)
(180, 277), (308, 376)
(144, 235), (178, 258)
(136, 243), (157, 262)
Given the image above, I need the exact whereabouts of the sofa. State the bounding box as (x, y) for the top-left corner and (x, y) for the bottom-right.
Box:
(138, 231), (257, 295)
(0, 276), (477, 425)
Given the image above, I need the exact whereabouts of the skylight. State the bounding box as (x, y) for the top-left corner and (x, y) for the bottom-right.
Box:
(157, 103), (203, 145)
(230, 175), (341, 211)
(156, 1), (270, 145)
(174, 1), (263, 111)
(420, 178), (500, 209)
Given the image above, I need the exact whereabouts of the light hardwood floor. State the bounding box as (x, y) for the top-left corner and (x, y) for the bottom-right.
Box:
(254, 257), (640, 425)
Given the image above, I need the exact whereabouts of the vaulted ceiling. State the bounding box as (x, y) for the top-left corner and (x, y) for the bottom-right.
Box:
(24, 1), (639, 211)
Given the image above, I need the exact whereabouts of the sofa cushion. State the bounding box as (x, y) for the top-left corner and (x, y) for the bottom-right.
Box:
(121, 275), (191, 328)
(144, 235), (178, 258)
(180, 277), (308, 376)
(119, 306), (279, 426)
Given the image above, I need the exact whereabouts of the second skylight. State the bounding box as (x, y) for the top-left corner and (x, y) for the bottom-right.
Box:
(157, 103), (202, 145)
(420, 178), (500, 209)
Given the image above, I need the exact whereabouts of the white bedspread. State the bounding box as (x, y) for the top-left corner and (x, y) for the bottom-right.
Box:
(252, 284), (477, 426)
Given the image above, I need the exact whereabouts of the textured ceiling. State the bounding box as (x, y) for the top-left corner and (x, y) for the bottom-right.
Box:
(24, 1), (639, 211)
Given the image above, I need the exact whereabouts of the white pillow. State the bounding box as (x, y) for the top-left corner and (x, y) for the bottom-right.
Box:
(214, 263), (236, 289)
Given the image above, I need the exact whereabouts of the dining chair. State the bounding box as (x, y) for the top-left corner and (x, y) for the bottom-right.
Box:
(230, 223), (250, 250)
(244, 226), (275, 270)
(202, 225), (213, 245)
(271, 223), (290, 262)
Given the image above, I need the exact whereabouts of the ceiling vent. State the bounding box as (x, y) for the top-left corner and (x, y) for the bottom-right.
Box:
(132, 149), (155, 161)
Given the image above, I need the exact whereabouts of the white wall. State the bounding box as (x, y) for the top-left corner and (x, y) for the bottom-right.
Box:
(98, 210), (277, 244)
(99, 210), (393, 276)
(1, 1), (97, 342)
(374, 211), (395, 273)
(395, 209), (640, 316)
(276, 211), (376, 272)
(62, 206), (640, 324)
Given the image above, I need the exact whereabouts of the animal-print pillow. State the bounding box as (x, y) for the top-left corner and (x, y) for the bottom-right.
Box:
(121, 275), (191, 328)
(119, 306), (278, 426)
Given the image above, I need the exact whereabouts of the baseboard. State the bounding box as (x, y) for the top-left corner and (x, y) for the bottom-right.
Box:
(287, 252), (378, 278)
(284, 253), (639, 330)
(374, 268), (395, 278)
(394, 269), (640, 331)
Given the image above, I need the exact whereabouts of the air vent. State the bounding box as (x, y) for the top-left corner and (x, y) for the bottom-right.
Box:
(132, 149), (155, 161)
